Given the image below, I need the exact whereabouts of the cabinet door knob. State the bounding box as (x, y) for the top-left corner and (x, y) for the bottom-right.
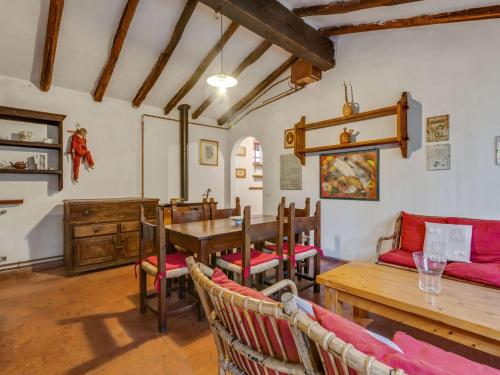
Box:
(83, 209), (91, 216)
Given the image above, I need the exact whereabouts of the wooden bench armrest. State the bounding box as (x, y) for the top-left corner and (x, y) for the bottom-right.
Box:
(261, 279), (298, 297)
(376, 233), (397, 260)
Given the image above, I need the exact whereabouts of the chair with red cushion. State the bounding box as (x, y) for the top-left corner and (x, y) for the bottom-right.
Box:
(209, 196), (241, 219)
(217, 203), (285, 287)
(138, 206), (193, 333)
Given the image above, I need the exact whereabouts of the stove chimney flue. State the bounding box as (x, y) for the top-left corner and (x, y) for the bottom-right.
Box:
(178, 104), (190, 201)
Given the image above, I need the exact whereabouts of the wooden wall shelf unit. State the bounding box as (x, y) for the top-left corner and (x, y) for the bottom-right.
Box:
(0, 199), (24, 205)
(249, 186), (263, 190)
(0, 106), (66, 190)
(294, 92), (409, 165)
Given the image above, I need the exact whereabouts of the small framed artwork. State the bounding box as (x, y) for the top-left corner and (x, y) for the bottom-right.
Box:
(427, 144), (450, 171)
(236, 146), (246, 156)
(200, 139), (219, 166)
(284, 128), (295, 149)
(320, 149), (379, 201)
(496, 136), (500, 165)
(38, 153), (47, 170)
(235, 168), (246, 179)
(426, 115), (449, 142)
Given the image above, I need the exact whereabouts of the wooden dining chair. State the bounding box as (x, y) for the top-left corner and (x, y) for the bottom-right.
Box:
(137, 206), (192, 332)
(171, 200), (210, 223)
(217, 204), (285, 287)
(209, 197), (241, 219)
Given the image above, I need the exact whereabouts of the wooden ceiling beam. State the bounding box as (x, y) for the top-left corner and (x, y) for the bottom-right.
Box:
(294, 0), (421, 17)
(163, 21), (239, 115)
(132, 0), (197, 108)
(197, 0), (334, 71)
(321, 4), (500, 36)
(217, 55), (297, 125)
(40, 0), (64, 92)
(94, 0), (140, 102)
(192, 40), (272, 119)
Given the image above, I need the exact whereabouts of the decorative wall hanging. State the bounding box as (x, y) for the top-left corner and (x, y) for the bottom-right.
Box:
(236, 146), (246, 156)
(284, 128), (295, 149)
(427, 144), (450, 171)
(68, 124), (94, 182)
(200, 139), (219, 166)
(320, 149), (379, 201)
(235, 168), (246, 178)
(280, 154), (302, 190)
(426, 115), (449, 142)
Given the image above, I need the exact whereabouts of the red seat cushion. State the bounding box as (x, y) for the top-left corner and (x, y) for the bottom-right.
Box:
(211, 268), (300, 368)
(444, 262), (500, 287)
(265, 241), (315, 255)
(383, 352), (452, 375)
(220, 249), (279, 266)
(312, 304), (398, 362)
(400, 212), (447, 252)
(144, 252), (188, 271)
(379, 249), (416, 269)
(448, 217), (500, 263)
(392, 331), (500, 375)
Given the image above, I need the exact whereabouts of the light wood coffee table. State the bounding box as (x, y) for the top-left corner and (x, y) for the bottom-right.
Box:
(316, 262), (500, 356)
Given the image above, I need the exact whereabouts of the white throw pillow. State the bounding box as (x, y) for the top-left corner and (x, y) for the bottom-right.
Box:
(423, 222), (472, 263)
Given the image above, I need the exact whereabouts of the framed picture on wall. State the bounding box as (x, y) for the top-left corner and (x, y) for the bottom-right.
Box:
(200, 139), (219, 166)
(235, 168), (246, 178)
(319, 149), (379, 201)
(284, 128), (295, 149)
(426, 115), (449, 142)
(236, 146), (246, 156)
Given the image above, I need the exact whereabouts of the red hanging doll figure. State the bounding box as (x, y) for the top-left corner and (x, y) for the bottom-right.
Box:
(68, 124), (94, 182)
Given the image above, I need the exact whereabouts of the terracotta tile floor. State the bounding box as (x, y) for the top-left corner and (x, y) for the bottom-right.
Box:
(0, 260), (498, 374)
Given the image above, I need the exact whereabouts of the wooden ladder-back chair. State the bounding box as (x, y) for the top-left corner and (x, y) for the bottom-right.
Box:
(171, 200), (210, 223)
(217, 204), (285, 287)
(210, 197), (241, 219)
(138, 206), (192, 332)
(187, 257), (318, 375)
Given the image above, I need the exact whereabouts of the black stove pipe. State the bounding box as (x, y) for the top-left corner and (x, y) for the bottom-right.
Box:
(178, 104), (190, 201)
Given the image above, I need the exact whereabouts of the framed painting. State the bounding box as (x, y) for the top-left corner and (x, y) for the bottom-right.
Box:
(236, 146), (246, 156)
(496, 136), (500, 165)
(284, 128), (295, 149)
(200, 139), (219, 166)
(235, 168), (246, 178)
(426, 115), (449, 142)
(320, 149), (379, 201)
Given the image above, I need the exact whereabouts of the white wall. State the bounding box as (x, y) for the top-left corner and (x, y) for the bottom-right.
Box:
(229, 20), (500, 261)
(0, 76), (228, 265)
(233, 136), (263, 215)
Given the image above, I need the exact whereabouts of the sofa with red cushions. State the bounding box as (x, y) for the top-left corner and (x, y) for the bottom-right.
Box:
(376, 211), (500, 288)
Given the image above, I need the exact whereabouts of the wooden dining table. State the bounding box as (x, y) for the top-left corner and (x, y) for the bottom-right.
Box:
(164, 215), (277, 265)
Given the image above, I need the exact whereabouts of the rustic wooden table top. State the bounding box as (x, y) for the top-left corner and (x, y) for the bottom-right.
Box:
(165, 215), (277, 239)
(316, 261), (500, 342)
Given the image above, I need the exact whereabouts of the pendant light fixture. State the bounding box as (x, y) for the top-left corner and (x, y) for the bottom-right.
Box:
(207, 12), (237, 89)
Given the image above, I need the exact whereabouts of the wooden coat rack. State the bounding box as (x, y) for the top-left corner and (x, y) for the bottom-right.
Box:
(294, 92), (409, 165)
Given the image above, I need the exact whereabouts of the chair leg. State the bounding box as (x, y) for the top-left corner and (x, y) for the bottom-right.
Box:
(296, 261), (302, 280)
(304, 258), (310, 276)
(313, 254), (320, 293)
(178, 275), (186, 300)
(158, 277), (168, 333)
(139, 268), (147, 314)
(166, 278), (173, 297)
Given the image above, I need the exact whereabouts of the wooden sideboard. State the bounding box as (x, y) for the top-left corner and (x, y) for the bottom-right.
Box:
(64, 197), (159, 274)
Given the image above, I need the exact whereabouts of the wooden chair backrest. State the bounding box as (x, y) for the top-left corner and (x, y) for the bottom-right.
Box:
(139, 206), (166, 274)
(280, 293), (404, 375)
(186, 258), (314, 375)
(171, 201), (209, 224)
(281, 197), (310, 217)
(287, 201), (321, 250)
(210, 197), (241, 219)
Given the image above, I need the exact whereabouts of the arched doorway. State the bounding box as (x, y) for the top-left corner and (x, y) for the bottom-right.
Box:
(231, 136), (263, 215)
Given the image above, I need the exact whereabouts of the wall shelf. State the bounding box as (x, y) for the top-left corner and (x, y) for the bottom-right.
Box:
(0, 106), (65, 190)
(293, 92), (408, 165)
(0, 199), (23, 205)
(249, 186), (263, 190)
(252, 174), (263, 178)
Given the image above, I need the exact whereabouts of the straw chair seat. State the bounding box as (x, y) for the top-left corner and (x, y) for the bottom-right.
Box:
(217, 249), (279, 275)
(140, 253), (189, 279)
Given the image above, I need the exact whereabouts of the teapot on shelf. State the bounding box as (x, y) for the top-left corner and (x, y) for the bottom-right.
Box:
(10, 161), (27, 170)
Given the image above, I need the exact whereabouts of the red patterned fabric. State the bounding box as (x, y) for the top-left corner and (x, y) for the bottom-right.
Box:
(448, 217), (500, 263)
(392, 331), (500, 375)
(211, 268), (300, 374)
(444, 262), (500, 287)
(143, 252), (188, 271)
(400, 212), (447, 252)
(378, 249), (416, 269)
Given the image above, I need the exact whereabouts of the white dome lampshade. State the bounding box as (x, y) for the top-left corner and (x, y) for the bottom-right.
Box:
(207, 73), (238, 88)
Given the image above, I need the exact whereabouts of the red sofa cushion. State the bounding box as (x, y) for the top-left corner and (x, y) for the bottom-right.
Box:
(444, 262), (500, 287)
(312, 304), (398, 361)
(383, 352), (452, 375)
(400, 212), (447, 252)
(379, 249), (416, 269)
(211, 268), (300, 366)
(448, 217), (500, 263)
(393, 331), (500, 375)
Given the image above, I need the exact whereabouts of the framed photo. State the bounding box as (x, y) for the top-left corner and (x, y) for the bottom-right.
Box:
(426, 144), (450, 171)
(496, 136), (500, 165)
(200, 139), (219, 166)
(284, 128), (295, 149)
(320, 149), (379, 201)
(235, 168), (246, 179)
(426, 115), (449, 142)
(236, 146), (246, 156)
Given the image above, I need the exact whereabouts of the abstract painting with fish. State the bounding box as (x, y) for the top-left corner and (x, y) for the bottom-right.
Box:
(320, 149), (379, 201)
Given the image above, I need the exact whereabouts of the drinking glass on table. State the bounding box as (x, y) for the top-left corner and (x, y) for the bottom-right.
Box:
(413, 251), (447, 295)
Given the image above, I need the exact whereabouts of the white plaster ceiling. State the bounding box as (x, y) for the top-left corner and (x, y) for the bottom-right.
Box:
(0, 0), (497, 121)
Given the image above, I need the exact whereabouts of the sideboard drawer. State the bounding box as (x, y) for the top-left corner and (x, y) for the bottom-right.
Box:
(74, 223), (117, 238)
(121, 221), (140, 232)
